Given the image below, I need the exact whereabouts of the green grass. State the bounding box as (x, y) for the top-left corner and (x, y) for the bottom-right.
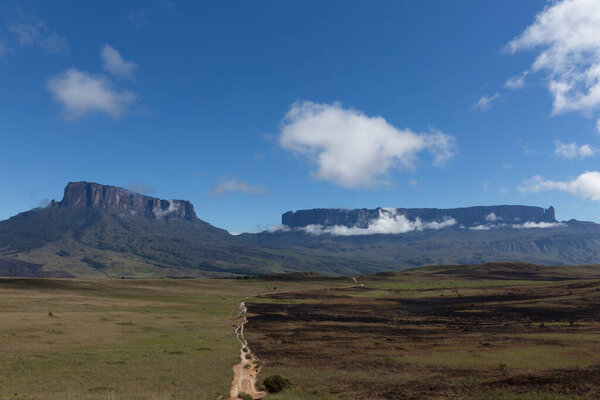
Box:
(0, 277), (350, 400)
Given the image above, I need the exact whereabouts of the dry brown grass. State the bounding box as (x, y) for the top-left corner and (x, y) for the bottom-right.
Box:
(247, 274), (600, 399)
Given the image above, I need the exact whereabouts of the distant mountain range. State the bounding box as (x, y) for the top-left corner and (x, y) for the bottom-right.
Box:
(1, 181), (599, 278)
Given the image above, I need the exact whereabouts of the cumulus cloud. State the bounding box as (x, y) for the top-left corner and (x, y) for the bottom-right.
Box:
(279, 101), (457, 189)
(519, 171), (600, 201)
(153, 200), (179, 219)
(506, 0), (600, 127)
(209, 179), (269, 197)
(46, 68), (136, 119)
(485, 212), (502, 222)
(101, 45), (138, 79)
(472, 93), (501, 111)
(298, 208), (457, 236)
(553, 140), (595, 158)
(9, 11), (68, 53)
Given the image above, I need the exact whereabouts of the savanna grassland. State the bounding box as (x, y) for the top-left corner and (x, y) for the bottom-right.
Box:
(246, 263), (600, 400)
(0, 276), (347, 400)
(2, 263), (600, 400)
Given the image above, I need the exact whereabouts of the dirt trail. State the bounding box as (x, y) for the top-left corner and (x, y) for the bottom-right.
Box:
(229, 297), (267, 400)
(227, 277), (362, 399)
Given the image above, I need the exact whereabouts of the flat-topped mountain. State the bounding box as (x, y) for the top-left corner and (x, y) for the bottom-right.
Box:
(282, 205), (556, 229)
(54, 182), (197, 221)
(1, 181), (599, 278)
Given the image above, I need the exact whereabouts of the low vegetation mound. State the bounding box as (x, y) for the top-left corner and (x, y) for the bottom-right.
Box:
(262, 375), (291, 393)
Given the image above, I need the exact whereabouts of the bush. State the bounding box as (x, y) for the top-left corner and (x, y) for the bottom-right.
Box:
(238, 392), (252, 400)
(263, 375), (291, 393)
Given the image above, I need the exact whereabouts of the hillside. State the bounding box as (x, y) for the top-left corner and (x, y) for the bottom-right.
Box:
(245, 219), (600, 268)
(1, 182), (600, 278)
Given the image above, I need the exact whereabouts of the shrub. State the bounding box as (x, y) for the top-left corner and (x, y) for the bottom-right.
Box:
(263, 375), (291, 393)
(238, 392), (252, 400)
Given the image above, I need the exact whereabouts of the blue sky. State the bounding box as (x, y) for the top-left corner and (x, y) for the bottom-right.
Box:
(2, 0), (600, 233)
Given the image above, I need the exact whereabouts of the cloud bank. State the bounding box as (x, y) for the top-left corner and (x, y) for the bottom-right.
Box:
(46, 68), (136, 120)
(553, 140), (595, 159)
(101, 45), (138, 79)
(506, 0), (600, 129)
(210, 179), (269, 197)
(470, 221), (564, 231)
(279, 101), (457, 189)
(269, 208), (564, 236)
(297, 208), (457, 236)
(519, 171), (600, 201)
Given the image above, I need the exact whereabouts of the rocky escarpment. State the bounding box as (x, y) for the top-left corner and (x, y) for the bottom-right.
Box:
(53, 181), (197, 221)
(282, 205), (556, 229)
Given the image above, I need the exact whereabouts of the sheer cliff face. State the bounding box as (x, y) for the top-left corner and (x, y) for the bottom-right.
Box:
(282, 205), (557, 229)
(56, 182), (197, 221)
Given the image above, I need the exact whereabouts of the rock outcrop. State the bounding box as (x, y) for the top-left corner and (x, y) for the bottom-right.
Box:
(282, 205), (556, 229)
(54, 181), (197, 221)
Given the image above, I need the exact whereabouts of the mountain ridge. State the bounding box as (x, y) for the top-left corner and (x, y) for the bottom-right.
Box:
(282, 205), (557, 229)
(1, 181), (599, 278)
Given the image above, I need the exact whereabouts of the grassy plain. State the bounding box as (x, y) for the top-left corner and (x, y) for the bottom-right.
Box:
(2, 263), (600, 400)
(0, 277), (347, 400)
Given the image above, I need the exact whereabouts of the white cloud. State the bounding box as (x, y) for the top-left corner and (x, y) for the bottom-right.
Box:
(485, 212), (501, 222)
(470, 221), (564, 230)
(514, 221), (564, 229)
(472, 93), (501, 111)
(506, 0), (600, 127)
(9, 11), (68, 53)
(505, 72), (529, 89)
(153, 200), (179, 218)
(101, 45), (138, 79)
(267, 224), (292, 233)
(553, 140), (595, 158)
(46, 68), (136, 119)
(279, 101), (457, 189)
(209, 179), (269, 197)
(299, 208), (457, 236)
(519, 171), (600, 201)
